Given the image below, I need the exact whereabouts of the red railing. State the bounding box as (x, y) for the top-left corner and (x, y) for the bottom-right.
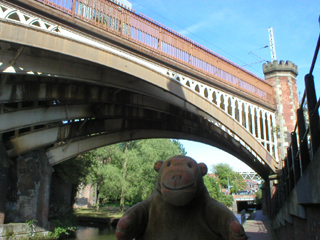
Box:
(35, 0), (274, 104)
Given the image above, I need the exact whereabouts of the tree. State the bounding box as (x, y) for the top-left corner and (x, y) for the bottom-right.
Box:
(119, 142), (133, 211)
(219, 194), (234, 207)
(212, 163), (246, 194)
(255, 189), (262, 204)
(68, 139), (186, 210)
(119, 139), (186, 206)
(203, 175), (220, 199)
(203, 174), (234, 208)
(171, 139), (187, 156)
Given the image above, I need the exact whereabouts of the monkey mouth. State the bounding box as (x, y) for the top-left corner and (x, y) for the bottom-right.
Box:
(162, 183), (194, 191)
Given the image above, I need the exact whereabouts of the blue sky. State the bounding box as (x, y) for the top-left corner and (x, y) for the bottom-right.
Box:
(129, 0), (320, 171)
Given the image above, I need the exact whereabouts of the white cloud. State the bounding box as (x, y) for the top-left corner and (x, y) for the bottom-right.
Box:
(178, 21), (209, 36)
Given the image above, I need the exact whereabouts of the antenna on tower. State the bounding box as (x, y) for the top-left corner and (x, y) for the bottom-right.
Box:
(268, 27), (277, 61)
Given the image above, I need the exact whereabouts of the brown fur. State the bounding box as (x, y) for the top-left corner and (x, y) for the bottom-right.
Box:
(116, 155), (248, 240)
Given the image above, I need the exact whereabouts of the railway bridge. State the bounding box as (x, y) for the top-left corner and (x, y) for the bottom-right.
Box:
(0, 1), (319, 239)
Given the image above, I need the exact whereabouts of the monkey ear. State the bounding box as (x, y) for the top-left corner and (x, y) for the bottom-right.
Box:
(198, 163), (208, 176)
(154, 161), (164, 172)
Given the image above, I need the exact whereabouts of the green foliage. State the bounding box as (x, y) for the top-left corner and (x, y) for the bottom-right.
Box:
(49, 209), (77, 239)
(255, 189), (262, 204)
(171, 139), (187, 155)
(66, 139), (186, 207)
(203, 175), (234, 207)
(219, 194), (234, 207)
(100, 166), (123, 195)
(25, 219), (38, 237)
(203, 175), (220, 199)
(53, 153), (96, 186)
(25, 219), (38, 227)
(5, 230), (14, 238)
(212, 163), (246, 194)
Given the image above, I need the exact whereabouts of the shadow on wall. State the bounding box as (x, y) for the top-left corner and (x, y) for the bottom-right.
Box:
(74, 197), (91, 208)
(167, 73), (186, 105)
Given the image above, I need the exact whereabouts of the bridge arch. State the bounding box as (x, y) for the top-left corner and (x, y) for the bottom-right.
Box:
(0, 3), (278, 179)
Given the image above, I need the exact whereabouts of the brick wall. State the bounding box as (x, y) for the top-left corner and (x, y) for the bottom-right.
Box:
(0, 143), (10, 224)
(4, 150), (52, 226)
(74, 183), (96, 207)
(263, 60), (299, 160)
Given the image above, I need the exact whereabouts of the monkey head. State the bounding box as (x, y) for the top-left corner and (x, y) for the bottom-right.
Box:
(154, 155), (208, 206)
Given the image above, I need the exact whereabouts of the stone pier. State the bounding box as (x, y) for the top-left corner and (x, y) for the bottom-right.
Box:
(0, 142), (10, 224)
(4, 149), (53, 227)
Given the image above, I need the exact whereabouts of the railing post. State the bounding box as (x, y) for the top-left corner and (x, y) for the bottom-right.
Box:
(120, 8), (124, 35)
(291, 132), (300, 184)
(282, 159), (288, 200)
(286, 158), (290, 197)
(287, 147), (294, 191)
(280, 169), (286, 203)
(297, 108), (310, 173)
(189, 44), (193, 65)
(305, 74), (320, 157)
(158, 29), (162, 52)
(72, 0), (76, 18)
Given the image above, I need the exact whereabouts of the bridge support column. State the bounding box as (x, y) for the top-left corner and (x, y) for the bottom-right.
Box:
(5, 149), (53, 227)
(0, 141), (10, 224)
(261, 181), (271, 216)
(263, 61), (299, 160)
(36, 150), (53, 228)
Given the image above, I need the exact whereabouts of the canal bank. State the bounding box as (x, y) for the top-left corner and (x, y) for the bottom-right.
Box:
(71, 207), (121, 239)
(68, 207), (121, 240)
(0, 207), (121, 240)
(77, 216), (119, 228)
(0, 223), (51, 240)
(75, 207), (121, 227)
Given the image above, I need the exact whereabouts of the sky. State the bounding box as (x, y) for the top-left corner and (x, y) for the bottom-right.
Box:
(128, 0), (320, 172)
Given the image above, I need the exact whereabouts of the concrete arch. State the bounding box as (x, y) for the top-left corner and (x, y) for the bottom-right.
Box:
(0, 19), (278, 178)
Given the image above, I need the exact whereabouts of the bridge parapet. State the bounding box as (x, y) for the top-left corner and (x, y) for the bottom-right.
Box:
(7, 0), (274, 105)
(233, 195), (256, 202)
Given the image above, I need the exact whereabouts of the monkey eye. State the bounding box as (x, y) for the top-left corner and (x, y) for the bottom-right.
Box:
(167, 162), (171, 167)
(187, 163), (192, 168)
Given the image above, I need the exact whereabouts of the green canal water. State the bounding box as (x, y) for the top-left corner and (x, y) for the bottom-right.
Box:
(68, 212), (246, 239)
(69, 225), (117, 240)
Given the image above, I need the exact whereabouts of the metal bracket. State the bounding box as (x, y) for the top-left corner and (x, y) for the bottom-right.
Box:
(0, 46), (25, 96)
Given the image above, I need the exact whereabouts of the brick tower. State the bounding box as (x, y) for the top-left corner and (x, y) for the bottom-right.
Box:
(263, 60), (299, 160)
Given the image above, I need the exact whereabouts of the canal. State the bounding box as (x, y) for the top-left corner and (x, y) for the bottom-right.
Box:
(68, 212), (248, 239)
(69, 224), (116, 240)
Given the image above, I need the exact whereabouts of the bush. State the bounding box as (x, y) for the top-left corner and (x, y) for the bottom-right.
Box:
(219, 194), (234, 207)
(48, 208), (77, 239)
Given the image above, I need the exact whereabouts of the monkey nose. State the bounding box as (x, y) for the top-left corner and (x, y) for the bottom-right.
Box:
(172, 175), (182, 180)
(172, 175), (182, 187)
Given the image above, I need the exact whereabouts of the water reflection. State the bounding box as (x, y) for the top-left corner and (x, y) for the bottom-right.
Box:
(69, 225), (117, 240)
(70, 213), (248, 239)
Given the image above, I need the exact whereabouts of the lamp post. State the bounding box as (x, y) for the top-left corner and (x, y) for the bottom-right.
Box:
(227, 177), (229, 195)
